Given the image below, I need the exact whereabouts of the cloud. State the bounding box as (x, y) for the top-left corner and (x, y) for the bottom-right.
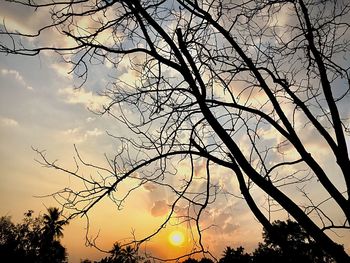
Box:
(0, 2), (50, 34)
(61, 127), (104, 143)
(86, 117), (95, 123)
(0, 1), (78, 50)
(143, 183), (157, 192)
(86, 128), (104, 137)
(1, 68), (33, 90)
(50, 63), (73, 80)
(118, 54), (147, 87)
(223, 222), (239, 234)
(58, 87), (109, 111)
(0, 116), (19, 127)
(150, 200), (169, 217)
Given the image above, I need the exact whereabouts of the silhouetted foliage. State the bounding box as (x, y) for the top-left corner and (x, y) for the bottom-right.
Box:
(1, 0), (350, 261)
(175, 220), (335, 263)
(253, 220), (334, 263)
(95, 242), (142, 263)
(199, 258), (214, 263)
(85, 220), (336, 263)
(0, 208), (68, 263)
(40, 207), (69, 263)
(109, 242), (124, 263)
(211, 220), (334, 263)
(182, 258), (200, 263)
(42, 207), (67, 241)
(220, 246), (251, 263)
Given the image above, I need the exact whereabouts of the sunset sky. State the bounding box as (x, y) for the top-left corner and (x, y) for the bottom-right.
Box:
(0, 49), (262, 261)
(1, 1), (350, 262)
(0, 2), (264, 262)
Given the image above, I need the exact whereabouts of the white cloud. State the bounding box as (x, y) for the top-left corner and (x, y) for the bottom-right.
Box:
(61, 127), (104, 143)
(85, 128), (104, 137)
(1, 68), (33, 90)
(50, 63), (73, 79)
(62, 128), (80, 136)
(86, 117), (96, 123)
(0, 2), (50, 34)
(0, 116), (19, 127)
(58, 87), (109, 111)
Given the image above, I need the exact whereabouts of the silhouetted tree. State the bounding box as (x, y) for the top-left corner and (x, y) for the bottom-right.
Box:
(109, 242), (124, 263)
(0, 210), (43, 262)
(0, 215), (23, 261)
(36, 207), (68, 263)
(122, 246), (137, 263)
(0, 209), (68, 263)
(42, 207), (67, 241)
(94, 255), (109, 263)
(219, 246), (251, 263)
(199, 258), (214, 263)
(253, 220), (333, 263)
(40, 207), (68, 263)
(95, 242), (143, 263)
(252, 244), (280, 263)
(182, 258), (199, 263)
(1, 1), (350, 261)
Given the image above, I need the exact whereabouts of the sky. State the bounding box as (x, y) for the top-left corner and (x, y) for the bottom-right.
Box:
(0, 50), (262, 261)
(1, 1), (350, 262)
(0, 1), (264, 262)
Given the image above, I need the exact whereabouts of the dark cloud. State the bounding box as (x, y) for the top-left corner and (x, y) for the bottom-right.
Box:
(150, 200), (169, 217)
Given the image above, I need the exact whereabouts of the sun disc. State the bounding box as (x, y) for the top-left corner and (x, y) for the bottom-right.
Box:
(169, 230), (185, 246)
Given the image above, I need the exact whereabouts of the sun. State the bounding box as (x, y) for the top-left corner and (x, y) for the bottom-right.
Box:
(168, 230), (185, 246)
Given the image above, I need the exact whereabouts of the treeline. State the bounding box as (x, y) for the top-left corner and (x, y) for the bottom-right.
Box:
(83, 220), (335, 263)
(0, 208), (68, 263)
(0, 210), (337, 263)
(182, 220), (335, 263)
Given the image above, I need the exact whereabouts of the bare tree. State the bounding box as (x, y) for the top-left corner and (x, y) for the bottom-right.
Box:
(1, 0), (350, 261)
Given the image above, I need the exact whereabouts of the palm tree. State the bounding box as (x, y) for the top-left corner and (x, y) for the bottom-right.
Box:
(42, 207), (67, 241)
(39, 207), (68, 263)
(108, 243), (139, 263)
(109, 242), (124, 263)
(122, 245), (136, 263)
